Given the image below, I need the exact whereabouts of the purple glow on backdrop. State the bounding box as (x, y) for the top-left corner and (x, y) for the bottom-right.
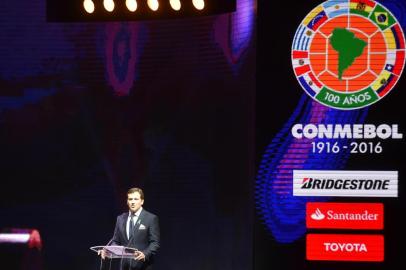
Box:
(256, 95), (367, 243)
(214, 0), (255, 66)
(105, 23), (141, 96)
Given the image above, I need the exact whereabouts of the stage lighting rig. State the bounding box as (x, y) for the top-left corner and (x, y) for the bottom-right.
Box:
(47, 0), (236, 22)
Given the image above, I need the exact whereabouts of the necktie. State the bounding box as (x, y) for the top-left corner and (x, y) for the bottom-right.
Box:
(129, 214), (135, 239)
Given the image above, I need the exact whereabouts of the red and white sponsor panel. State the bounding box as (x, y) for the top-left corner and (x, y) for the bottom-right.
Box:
(307, 234), (384, 262)
(296, 170), (397, 262)
(306, 202), (384, 230)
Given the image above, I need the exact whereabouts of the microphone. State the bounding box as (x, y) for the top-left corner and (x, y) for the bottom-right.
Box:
(99, 237), (114, 259)
(105, 237), (114, 247)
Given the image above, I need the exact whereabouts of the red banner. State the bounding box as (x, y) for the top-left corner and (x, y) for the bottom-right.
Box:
(307, 234), (384, 262)
(306, 202), (384, 230)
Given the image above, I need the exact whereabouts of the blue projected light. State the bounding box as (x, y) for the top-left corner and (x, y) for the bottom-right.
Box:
(256, 94), (368, 243)
(381, 0), (406, 27)
(0, 89), (56, 110)
(214, 0), (255, 68)
(230, 0), (255, 60)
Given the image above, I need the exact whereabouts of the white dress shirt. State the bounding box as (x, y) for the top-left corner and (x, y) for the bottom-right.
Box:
(127, 207), (143, 240)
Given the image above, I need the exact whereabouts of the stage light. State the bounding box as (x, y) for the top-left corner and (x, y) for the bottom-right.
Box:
(192, 0), (204, 10)
(126, 0), (138, 12)
(103, 0), (115, 12)
(83, 0), (95, 13)
(47, 0), (236, 22)
(169, 0), (181, 11)
(147, 0), (159, 11)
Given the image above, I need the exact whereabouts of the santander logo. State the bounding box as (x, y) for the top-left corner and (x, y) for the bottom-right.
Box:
(306, 202), (383, 230)
(310, 208), (325, 221)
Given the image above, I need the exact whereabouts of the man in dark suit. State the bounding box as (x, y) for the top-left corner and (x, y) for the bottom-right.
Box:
(101, 187), (160, 270)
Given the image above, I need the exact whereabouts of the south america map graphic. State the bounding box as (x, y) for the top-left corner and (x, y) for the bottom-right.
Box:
(292, 0), (406, 110)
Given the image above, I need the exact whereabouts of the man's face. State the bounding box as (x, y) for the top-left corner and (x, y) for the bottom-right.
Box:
(127, 192), (144, 213)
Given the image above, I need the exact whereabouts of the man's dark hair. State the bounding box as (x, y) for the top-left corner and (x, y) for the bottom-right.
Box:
(127, 187), (144, 200)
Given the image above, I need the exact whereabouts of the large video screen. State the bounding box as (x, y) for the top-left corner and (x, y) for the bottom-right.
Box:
(256, 0), (405, 269)
(0, 1), (256, 270)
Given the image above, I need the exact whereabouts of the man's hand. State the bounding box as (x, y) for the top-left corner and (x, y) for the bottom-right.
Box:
(97, 249), (107, 260)
(134, 250), (145, 261)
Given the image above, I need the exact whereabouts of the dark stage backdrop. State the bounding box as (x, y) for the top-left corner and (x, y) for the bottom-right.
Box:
(256, 0), (406, 269)
(0, 1), (256, 270)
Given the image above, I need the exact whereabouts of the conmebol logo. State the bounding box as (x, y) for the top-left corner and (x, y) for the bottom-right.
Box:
(294, 170), (398, 197)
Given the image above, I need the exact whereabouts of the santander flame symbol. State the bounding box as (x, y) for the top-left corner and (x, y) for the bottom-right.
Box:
(311, 208), (325, 221)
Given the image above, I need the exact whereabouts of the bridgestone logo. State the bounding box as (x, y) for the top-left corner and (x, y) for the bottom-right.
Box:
(294, 170), (398, 197)
(301, 179), (389, 190)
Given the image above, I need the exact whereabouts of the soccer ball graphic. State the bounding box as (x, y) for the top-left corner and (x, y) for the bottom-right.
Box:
(292, 0), (405, 110)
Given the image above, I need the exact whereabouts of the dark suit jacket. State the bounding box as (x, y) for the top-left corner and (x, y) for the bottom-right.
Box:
(110, 209), (160, 270)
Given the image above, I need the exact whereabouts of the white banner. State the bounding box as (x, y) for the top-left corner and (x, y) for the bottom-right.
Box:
(293, 170), (398, 197)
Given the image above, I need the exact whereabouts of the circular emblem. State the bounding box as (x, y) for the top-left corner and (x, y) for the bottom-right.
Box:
(292, 0), (406, 110)
(106, 23), (140, 96)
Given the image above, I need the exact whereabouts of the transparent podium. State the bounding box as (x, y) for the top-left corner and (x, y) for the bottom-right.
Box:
(90, 245), (138, 270)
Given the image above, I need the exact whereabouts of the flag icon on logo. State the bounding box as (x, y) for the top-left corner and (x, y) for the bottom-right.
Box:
(375, 12), (389, 26)
(350, 0), (375, 17)
(302, 6), (328, 31)
(371, 4), (396, 30)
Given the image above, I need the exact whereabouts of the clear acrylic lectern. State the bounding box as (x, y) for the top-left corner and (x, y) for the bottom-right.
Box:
(90, 245), (138, 270)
